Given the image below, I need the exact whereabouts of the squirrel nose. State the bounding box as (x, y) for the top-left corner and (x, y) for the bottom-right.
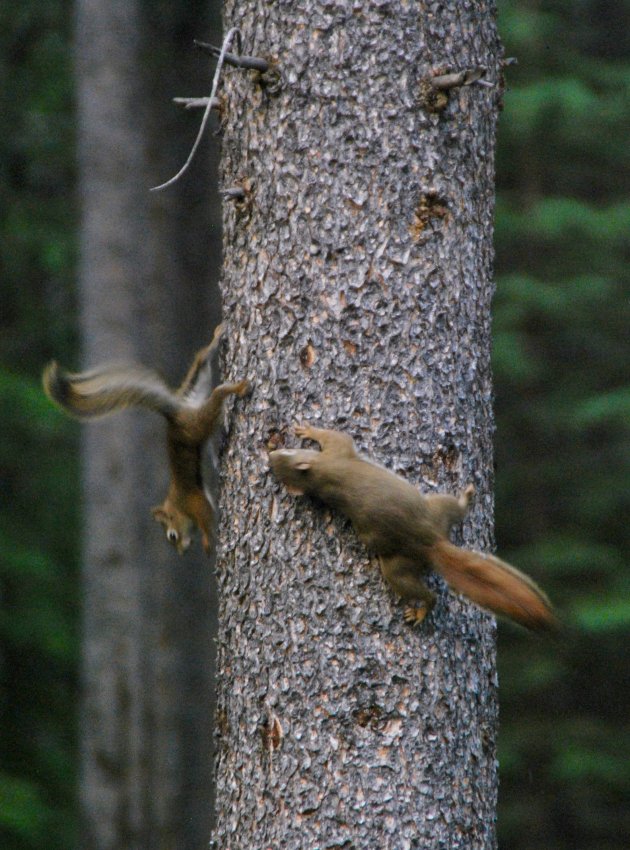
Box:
(177, 536), (192, 555)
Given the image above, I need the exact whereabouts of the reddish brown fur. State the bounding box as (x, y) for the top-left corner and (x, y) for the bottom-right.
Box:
(44, 324), (249, 554)
(270, 424), (557, 631)
(429, 540), (558, 632)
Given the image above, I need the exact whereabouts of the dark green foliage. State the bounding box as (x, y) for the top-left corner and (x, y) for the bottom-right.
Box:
(494, 2), (630, 847)
(0, 3), (78, 849)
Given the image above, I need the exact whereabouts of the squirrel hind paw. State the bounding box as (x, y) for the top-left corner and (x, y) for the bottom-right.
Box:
(403, 604), (431, 627)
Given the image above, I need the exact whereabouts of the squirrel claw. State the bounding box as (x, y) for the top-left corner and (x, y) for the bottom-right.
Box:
(404, 604), (429, 627)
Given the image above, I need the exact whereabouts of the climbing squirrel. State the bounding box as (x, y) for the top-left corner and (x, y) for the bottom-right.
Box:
(269, 423), (557, 631)
(43, 323), (249, 554)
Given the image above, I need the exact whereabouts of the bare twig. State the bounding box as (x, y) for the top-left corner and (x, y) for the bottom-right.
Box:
(419, 66), (492, 113)
(221, 187), (246, 200)
(173, 96), (220, 110)
(194, 39), (269, 72)
(431, 67), (488, 90)
(150, 27), (241, 192)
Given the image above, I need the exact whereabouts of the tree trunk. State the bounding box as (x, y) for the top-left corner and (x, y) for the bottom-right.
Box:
(215, 2), (502, 848)
(75, 2), (221, 848)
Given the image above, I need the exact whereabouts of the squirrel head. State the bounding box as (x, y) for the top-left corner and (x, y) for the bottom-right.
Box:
(152, 502), (194, 554)
(268, 448), (321, 496)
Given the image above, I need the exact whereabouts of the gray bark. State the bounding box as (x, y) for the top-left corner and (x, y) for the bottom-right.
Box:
(215, 1), (503, 848)
(75, 1), (221, 847)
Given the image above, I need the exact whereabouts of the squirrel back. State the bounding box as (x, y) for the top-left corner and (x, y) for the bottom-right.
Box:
(43, 361), (180, 420)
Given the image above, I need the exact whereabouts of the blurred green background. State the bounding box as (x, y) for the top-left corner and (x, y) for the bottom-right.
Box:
(1, 1), (628, 848)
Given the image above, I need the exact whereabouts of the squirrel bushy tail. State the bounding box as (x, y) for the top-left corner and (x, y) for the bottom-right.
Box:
(428, 539), (558, 632)
(43, 361), (180, 420)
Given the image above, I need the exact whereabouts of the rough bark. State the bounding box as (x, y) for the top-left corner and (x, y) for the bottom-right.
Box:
(215, 1), (503, 848)
(75, 1), (221, 847)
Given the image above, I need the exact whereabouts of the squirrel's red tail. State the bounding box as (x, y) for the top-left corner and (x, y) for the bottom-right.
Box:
(42, 361), (179, 420)
(428, 539), (558, 632)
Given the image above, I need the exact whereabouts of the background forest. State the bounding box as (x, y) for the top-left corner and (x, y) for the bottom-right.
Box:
(1, 1), (628, 849)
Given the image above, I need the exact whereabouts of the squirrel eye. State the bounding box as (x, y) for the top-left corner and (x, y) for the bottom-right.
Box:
(167, 530), (179, 543)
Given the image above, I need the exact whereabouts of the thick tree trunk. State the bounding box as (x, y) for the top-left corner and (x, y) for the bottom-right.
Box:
(75, 2), (221, 848)
(215, 1), (503, 848)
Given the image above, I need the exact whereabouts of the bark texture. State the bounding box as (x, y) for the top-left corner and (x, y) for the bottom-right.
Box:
(215, 1), (503, 848)
(75, 2), (221, 848)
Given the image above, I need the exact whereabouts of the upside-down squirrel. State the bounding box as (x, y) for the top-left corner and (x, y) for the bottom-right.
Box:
(269, 423), (556, 631)
(43, 323), (249, 554)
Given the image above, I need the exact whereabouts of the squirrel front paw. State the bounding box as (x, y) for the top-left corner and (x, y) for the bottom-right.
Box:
(235, 379), (250, 397)
(211, 322), (225, 343)
(459, 483), (475, 509)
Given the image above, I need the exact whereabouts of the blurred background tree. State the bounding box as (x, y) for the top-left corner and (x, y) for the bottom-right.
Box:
(1, 1), (223, 848)
(0, 1), (628, 848)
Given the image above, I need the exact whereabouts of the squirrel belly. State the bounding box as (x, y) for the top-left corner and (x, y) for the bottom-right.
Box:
(270, 424), (557, 632)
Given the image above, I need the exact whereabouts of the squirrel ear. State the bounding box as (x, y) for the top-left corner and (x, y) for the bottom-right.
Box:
(295, 461), (311, 471)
